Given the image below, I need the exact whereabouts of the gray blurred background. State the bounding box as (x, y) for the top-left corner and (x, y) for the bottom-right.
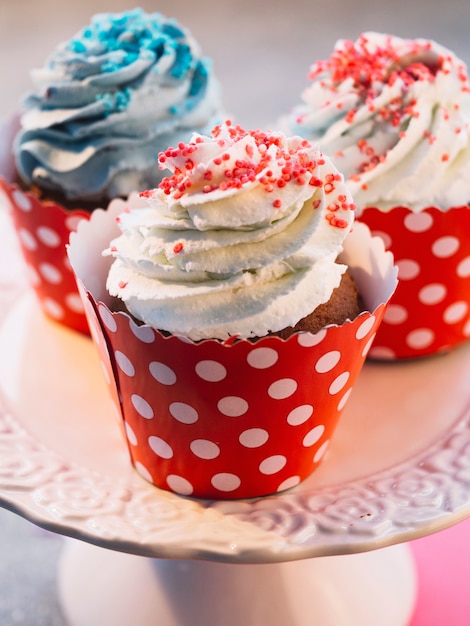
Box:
(0, 0), (469, 624)
(1, 0), (470, 128)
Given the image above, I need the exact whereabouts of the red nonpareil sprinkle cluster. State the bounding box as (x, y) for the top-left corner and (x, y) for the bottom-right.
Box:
(353, 138), (386, 175)
(310, 35), (440, 101)
(309, 34), (470, 132)
(147, 121), (354, 228)
(309, 34), (470, 176)
(138, 122), (354, 230)
(324, 190), (355, 228)
(156, 121), (323, 201)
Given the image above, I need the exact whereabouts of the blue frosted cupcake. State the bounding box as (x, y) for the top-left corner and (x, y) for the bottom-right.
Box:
(12, 7), (223, 206)
(0, 8), (223, 334)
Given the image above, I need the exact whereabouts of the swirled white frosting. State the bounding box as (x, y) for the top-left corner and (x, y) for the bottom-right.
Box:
(289, 32), (470, 212)
(15, 9), (222, 202)
(106, 122), (355, 340)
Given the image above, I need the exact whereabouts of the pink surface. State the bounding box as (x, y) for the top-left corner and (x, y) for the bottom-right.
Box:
(409, 517), (470, 625)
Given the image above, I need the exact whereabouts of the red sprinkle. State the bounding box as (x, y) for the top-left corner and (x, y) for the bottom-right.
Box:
(306, 34), (470, 178)
(154, 121), (353, 221)
(324, 182), (334, 194)
(173, 242), (184, 254)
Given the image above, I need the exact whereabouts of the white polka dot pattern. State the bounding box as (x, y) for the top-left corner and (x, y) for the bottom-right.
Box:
(149, 362), (177, 385)
(190, 439), (220, 459)
(217, 396), (249, 417)
(195, 360), (227, 382)
(239, 428), (269, 448)
(268, 378), (297, 399)
(287, 405), (314, 426)
(87, 296), (386, 499)
(131, 394), (154, 419)
(397, 259), (420, 280)
(149, 436), (173, 459)
(37, 226), (61, 247)
(169, 402), (199, 424)
(361, 206), (470, 359)
(124, 422), (138, 446)
(0, 178), (91, 334)
(115, 351), (135, 377)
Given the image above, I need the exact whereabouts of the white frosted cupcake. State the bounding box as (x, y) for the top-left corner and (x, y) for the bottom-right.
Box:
(68, 122), (397, 499)
(285, 32), (470, 358)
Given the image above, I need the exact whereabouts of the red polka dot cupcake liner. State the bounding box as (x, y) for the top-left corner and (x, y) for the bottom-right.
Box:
(0, 177), (91, 334)
(0, 118), (92, 334)
(68, 202), (397, 499)
(358, 206), (470, 360)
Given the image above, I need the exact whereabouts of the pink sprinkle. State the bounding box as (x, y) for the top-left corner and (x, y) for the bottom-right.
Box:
(330, 216), (349, 228)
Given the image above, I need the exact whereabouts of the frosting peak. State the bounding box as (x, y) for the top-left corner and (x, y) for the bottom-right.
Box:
(106, 122), (356, 340)
(290, 32), (470, 211)
(15, 9), (222, 202)
(149, 122), (352, 229)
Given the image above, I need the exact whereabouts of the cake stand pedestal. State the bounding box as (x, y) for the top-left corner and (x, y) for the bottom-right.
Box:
(58, 539), (415, 626)
(1, 293), (470, 626)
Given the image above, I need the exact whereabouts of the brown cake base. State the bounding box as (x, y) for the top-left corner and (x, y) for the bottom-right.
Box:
(271, 270), (363, 339)
(15, 175), (107, 213)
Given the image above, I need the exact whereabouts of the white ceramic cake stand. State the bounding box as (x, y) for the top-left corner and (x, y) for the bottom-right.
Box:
(1, 292), (470, 626)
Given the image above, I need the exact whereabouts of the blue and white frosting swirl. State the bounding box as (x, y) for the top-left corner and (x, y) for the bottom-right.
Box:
(15, 8), (223, 202)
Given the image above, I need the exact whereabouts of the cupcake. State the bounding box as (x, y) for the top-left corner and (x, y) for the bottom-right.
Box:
(0, 8), (222, 333)
(68, 121), (397, 499)
(285, 32), (470, 359)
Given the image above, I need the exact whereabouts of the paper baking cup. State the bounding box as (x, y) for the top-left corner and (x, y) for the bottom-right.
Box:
(357, 206), (470, 360)
(68, 203), (397, 499)
(0, 177), (92, 334)
(0, 117), (96, 334)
